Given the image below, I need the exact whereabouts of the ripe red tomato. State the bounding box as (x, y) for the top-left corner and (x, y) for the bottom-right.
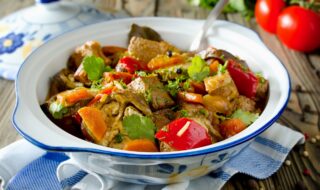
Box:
(277, 6), (320, 52)
(255, 0), (286, 33)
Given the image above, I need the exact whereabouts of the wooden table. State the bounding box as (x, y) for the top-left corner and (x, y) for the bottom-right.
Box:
(0, 0), (319, 189)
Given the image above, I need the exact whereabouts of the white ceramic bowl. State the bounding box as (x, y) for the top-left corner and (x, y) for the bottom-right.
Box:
(13, 17), (290, 184)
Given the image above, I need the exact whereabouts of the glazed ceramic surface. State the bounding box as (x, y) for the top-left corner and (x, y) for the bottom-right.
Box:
(13, 18), (290, 184)
(0, 0), (124, 80)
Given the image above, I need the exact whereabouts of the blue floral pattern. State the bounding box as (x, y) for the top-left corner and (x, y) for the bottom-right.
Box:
(0, 32), (24, 55)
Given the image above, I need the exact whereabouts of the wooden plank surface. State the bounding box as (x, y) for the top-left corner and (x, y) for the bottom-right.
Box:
(0, 0), (319, 189)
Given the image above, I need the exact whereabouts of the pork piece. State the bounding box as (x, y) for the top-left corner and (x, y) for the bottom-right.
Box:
(152, 109), (175, 130)
(72, 41), (111, 84)
(204, 72), (239, 101)
(128, 36), (179, 64)
(256, 79), (269, 100)
(178, 103), (223, 143)
(234, 95), (256, 112)
(128, 76), (175, 110)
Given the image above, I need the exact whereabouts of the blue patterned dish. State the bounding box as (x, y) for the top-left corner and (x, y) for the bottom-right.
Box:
(12, 17), (290, 184)
(0, 0), (124, 80)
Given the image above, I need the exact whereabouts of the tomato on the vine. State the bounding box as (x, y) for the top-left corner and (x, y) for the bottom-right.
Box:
(276, 6), (320, 52)
(255, 0), (286, 33)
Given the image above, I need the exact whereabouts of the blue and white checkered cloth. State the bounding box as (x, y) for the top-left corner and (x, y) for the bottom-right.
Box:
(0, 123), (304, 190)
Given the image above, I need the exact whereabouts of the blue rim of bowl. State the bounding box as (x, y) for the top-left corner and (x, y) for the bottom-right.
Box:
(12, 17), (291, 159)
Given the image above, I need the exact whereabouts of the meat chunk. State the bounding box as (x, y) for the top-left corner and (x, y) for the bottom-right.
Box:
(128, 37), (179, 64)
(256, 79), (269, 100)
(128, 76), (175, 110)
(48, 68), (83, 97)
(152, 109), (175, 130)
(204, 72), (239, 101)
(179, 103), (223, 143)
(71, 41), (110, 67)
(234, 95), (256, 112)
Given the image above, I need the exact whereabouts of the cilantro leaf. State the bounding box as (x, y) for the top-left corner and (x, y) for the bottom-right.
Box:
(231, 109), (259, 125)
(49, 102), (68, 119)
(82, 56), (107, 81)
(188, 56), (210, 81)
(122, 114), (156, 141)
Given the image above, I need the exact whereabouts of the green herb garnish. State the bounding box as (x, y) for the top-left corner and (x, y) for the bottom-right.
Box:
(180, 109), (189, 117)
(231, 109), (259, 125)
(188, 56), (210, 81)
(91, 78), (104, 90)
(166, 79), (181, 97)
(49, 102), (68, 119)
(114, 133), (123, 143)
(135, 71), (148, 77)
(217, 61), (228, 75)
(122, 114), (156, 141)
(82, 55), (110, 81)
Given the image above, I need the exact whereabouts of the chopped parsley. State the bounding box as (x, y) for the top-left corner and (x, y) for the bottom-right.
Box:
(198, 108), (208, 117)
(122, 114), (156, 141)
(180, 109), (189, 117)
(145, 89), (152, 103)
(183, 79), (191, 90)
(188, 56), (210, 81)
(49, 102), (68, 119)
(217, 61), (228, 75)
(255, 72), (266, 84)
(82, 55), (111, 81)
(135, 71), (148, 77)
(114, 133), (123, 143)
(91, 78), (104, 90)
(165, 76), (189, 97)
(166, 79), (181, 97)
(231, 109), (259, 125)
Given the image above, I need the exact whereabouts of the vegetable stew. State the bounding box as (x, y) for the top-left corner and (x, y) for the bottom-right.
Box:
(42, 24), (269, 152)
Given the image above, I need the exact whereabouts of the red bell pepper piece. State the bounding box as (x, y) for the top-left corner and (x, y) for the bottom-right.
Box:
(117, 56), (148, 73)
(155, 118), (212, 150)
(227, 59), (258, 99)
(103, 72), (136, 84)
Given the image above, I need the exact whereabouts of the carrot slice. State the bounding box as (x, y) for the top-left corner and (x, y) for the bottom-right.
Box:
(123, 139), (158, 152)
(178, 91), (203, 104)
(78, 107), (108, 142)
(219, 118), (246, 138)
(209, 60), (220, 74)
(57, 88), (93, 106)
(147, 55), (184, 70)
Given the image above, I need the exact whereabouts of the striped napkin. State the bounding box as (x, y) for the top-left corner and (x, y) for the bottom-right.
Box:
(0, 123), (304, 190)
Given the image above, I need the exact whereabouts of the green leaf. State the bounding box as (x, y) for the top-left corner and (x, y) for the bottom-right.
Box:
(122, 114), (156, 141)
(188, 56), (210, 81)
(231, 109), (259, 125)
(49, 102), (68, 119)
(82, 56), (106, 81)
